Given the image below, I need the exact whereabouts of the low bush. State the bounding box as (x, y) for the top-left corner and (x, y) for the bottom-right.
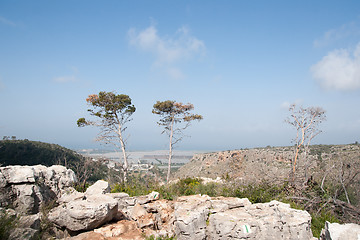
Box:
(0, 209), (18, 240)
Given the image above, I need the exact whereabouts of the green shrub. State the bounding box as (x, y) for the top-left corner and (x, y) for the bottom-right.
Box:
(146, 235), (176, 240)
(0, 209), (18, 240)
(311, 211), (339, 238)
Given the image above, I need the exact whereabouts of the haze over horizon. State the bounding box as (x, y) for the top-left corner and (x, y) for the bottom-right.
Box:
(1, 1), (360, 151)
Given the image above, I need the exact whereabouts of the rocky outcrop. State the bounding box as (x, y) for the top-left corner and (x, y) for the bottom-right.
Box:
(60, 193), (313, 240)
(0, 165), (77, 215)
(0, 166), (330, 239)
(207, 200), (312, 240)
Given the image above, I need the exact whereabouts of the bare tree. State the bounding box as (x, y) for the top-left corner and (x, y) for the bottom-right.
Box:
(152, 100), (203, 183)
(286, 103), (326, 183)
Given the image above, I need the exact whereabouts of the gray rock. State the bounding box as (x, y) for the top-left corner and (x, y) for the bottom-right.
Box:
(207, 200), (313, 240)
(135, 191), (160, 205)
(320, 221), (360, 240)
(18, 213), (41, 230)
(85, 180), (110, 195)
(1, 166), (36, 184)
(48, 194), (118, 232)
(210, 196), (251, 213)
(9, 227), (39, 240)
(0, 165), (77, 214)
(174, 195), (211, 240)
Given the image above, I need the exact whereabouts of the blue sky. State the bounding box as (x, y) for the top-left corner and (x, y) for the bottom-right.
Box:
(1, 1), (360, 151)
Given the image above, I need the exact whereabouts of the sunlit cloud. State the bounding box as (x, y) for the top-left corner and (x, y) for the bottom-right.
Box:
(0, 16), (16, 26)
(311, 43), (360, 91)
(128, 24), (205, 79)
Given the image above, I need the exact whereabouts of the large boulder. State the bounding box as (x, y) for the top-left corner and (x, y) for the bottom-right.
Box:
(48, 194), (118, 232)
(0, 165), (77, 214)
(207, 200), (312, 240)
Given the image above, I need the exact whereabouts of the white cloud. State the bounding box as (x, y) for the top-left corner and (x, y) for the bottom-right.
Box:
(0, 16), (16, 26)
(314, 21), (360, 48)
(53, 75), (76, 83)
(311, 43), (360, 91)
(128, 24), (205, 79)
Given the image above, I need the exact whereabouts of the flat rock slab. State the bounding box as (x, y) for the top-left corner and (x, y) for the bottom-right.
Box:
(49, 195), (118, 232)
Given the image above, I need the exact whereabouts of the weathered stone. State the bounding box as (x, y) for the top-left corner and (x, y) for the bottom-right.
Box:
(94, 220), (144, 239)
(9, 227), (39, 240)
(106, 192), (130, 200)
(0, 165), (77, 214)
(48, 194), (118, 232)
(18, 213), (41, 230)
(12, 184), (42, 214)
(1, 166), (36, 184)
(85, 180), (110, 195)
(69, 231), (105, 240)
(320, 221), (360, 240)
(58, 187), (85, 204)
(145, 199), (174, 233)
(135, 191), (160, 205)
(174, 195), (211, 240)
(210, 196), (251, 213)
(207, 200), (313, 240)
(131, 203), (155, 229)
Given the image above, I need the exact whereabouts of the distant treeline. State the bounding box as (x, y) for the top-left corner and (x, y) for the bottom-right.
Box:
(0, 139), (83, 167)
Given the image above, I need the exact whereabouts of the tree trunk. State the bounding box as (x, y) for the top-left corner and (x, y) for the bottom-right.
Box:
(118, 125), (128, 183)
(167, 117), (175, 183)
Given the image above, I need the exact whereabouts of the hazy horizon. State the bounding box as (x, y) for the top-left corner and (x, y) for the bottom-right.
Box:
(1, 1), (360, 151)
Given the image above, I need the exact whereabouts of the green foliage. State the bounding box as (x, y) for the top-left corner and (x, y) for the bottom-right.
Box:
(73, 182), (90, 192)
(0, 209), (18, 240)
(146, 235), (176, 240)
(0, 140), (84, 167)
(233, 182), (287, 204)
(79, 91), (136, 126)
(111, 176), (154, 196)
(311, 211), (340, 238)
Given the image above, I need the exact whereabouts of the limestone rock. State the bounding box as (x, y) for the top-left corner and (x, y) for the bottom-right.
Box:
(18, 213), (41, 230)
(174, 195), (211, 240)
(93, 220), (144, 239)
(131, 203), (155, 229)
(69, 231), (106, 240)
(207, 200), (312, 240)
(210, 196), (251, 213)
(9, 227), (39, 240)
(48, 194), (118, 232)
(85, 180), (110, 195)
(0, 165), (77, 214)
(135, 191), (160, 205)
(320, 221), (360, 240)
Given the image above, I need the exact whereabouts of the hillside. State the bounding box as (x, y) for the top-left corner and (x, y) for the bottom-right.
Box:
(174, 144), (360, 206)
(0, 140), (117, 185)
(0, 139), (84, 167)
